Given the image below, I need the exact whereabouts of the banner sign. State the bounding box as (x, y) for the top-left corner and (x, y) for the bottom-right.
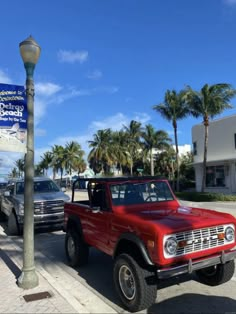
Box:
(0, 83), (27, 153)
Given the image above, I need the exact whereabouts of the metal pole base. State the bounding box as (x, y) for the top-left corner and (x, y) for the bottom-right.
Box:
(17, 268), (39, 289)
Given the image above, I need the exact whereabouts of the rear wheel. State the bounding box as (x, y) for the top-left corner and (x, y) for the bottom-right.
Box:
(65, 229), (89, 267)
(113, 253), (157, 312)
(8, 211), (19, 235)
(196, 260), (235, 286)
(0, 210), (6, 222)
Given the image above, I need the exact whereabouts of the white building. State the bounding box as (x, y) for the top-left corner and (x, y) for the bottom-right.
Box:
(192, 115), (236, 193)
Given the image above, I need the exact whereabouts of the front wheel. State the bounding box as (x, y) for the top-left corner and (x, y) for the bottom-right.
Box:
(65, 229), (89, 267)
(113, 253), (157, 312)
(196, 260), (235, 286)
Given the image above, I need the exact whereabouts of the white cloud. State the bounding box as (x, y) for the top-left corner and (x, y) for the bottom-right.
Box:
(93, 86), (119, 94)
(223, 0), (236, 5)
(0, 152), (24, 177)
(55, 85), (119, 104)
(57, 50), (88, 64)
(0, 69), (12, 84)
(167, 129), (182, 136)
(35, 82), (62, 96)
(35, 128), (46, 137)
(34, 98), (47, 126)
(89, 112), (150, 132)
(87, 70), (103, 80)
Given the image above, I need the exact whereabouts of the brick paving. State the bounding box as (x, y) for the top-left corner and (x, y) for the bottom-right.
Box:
(0, 226), (117, 314)
(0, 232), (78, 314)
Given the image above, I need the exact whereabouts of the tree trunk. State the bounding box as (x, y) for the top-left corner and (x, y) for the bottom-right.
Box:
(201, 121), (209, 193)
(173, 122), (180, 192)
(150, 148), (154, 176)
(130, 160), (133, 176)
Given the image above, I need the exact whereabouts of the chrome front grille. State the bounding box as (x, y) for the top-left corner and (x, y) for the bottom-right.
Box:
(163, 224), (235, 259)
(175, 225), (225, 256)
(34, 200), (64, 214)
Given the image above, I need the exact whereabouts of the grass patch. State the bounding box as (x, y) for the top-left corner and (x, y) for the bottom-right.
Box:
(175, 191), (236, 202)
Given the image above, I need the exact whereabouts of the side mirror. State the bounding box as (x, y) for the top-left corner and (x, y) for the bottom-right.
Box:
(61, 187), (66, 192)
(4, 191), (10, 196)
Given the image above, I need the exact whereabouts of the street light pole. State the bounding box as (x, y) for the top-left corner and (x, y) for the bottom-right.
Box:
(17, 36), (41, 289)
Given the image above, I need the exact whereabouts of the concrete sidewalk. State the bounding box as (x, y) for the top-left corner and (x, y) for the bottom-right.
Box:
(0, 227), (117, 314)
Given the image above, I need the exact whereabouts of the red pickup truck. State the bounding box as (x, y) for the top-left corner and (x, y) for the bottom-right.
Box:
(63, 176), (236, 312)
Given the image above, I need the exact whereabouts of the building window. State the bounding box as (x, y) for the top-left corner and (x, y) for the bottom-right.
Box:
(193, 142), (197, 155)
(206, 165), (225, 187)
(234, 133), (236, 149)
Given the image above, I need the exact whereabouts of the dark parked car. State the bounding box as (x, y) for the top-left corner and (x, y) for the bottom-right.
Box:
(0, 182), (7, 195)
(0, 177), (70, 235)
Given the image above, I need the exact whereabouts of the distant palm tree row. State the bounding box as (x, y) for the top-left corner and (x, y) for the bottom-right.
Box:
(10, 141), (86, 183)
(9, 83), (236, 192)
(88, 121), (172, 177)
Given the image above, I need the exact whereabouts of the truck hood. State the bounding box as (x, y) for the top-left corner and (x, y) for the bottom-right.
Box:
(15, 192), (70, 203)
(130, 205), (236, 233)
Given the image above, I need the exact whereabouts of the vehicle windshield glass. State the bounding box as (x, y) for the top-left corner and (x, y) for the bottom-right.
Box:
(0, 183), (7, 190)
(16, 180), (60, 194)
(110, 181), (174, 206)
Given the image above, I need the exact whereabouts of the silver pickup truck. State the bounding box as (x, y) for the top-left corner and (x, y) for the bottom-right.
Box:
(0, 176), (70, 235)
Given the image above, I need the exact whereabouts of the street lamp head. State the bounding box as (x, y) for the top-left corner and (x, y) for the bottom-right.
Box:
(19, 35), (41, 66)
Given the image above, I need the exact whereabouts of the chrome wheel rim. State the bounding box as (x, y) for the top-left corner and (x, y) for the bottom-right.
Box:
(118, 265), (136, 300)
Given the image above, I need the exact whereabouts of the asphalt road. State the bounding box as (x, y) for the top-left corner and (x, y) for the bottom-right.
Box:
(30, 229), (236, 313)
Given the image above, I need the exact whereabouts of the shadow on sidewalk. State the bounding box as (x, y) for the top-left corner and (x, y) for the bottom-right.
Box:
(0, 248), (21, 279)
(148, 293), (236, 313)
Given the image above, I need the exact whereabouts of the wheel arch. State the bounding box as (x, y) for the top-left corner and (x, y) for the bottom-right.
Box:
(113, 233), (154, 266)
(66, 215), (83, 236)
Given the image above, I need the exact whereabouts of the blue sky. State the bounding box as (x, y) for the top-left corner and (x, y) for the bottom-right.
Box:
(1, 0), (236, 176)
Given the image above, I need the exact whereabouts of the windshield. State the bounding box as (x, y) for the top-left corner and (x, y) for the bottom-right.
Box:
(16, 180), (60, 194)
(110, 181), (174, 206)
(0, 183), (7, 190)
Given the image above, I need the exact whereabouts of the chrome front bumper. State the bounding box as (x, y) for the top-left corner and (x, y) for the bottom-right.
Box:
(157, 249), (236, 279)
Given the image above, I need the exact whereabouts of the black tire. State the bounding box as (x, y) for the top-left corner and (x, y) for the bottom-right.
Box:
(8, 211), (19, 235)
(65, 229), (89, 267)
(196, 260), (235, 286)
(0, 210), (6, 222)
(113, 253), (157, 312)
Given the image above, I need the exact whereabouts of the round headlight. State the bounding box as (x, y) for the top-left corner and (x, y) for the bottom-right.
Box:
(165, 237), (177, 255)
(225, 227), (235, 242)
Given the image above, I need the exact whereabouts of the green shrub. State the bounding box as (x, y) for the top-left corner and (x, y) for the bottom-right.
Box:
(175, 192), (236, 202)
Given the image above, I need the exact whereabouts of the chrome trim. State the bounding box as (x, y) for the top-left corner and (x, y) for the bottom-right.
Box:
(157, 249), (236, 279)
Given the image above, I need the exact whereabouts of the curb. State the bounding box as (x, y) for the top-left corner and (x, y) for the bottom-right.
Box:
(0, 226), (117, 314)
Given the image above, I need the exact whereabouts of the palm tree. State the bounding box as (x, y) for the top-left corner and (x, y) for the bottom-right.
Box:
(51, 145), (66, 180)
(9, 167), (18, 179)
(123, 120), (143, 175)
(39, 151), (53, 176)
(153, 89), (190, 191)
(88, 129), (113, 174)
(185, 83), (236, 192)
(141, 124), (171, 175)
(155, 147), (176, 181)
(111, 130), (128, 175)
(15, 158), (25, 177)
(73, 159), (87, 175)
(64, 141), (85, 175)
